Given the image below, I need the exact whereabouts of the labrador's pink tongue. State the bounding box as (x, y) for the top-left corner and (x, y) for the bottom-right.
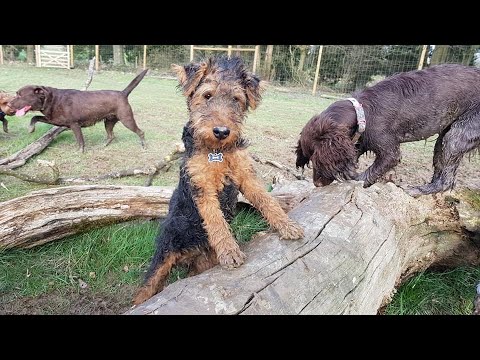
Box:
(15, 105), (31, 117)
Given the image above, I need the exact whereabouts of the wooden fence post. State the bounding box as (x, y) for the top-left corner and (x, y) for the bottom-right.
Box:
(418, 45), (428, 70)
(312, 45), (324, 95)
(69, 45), (74, 68)
(253, 45), (260, 73)
(143, 45), (147, 70)
(35, 45), (41, 67)
(95, 45), (99, 71)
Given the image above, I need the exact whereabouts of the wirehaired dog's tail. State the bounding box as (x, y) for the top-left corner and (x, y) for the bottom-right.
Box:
(122, 69), (148, 96)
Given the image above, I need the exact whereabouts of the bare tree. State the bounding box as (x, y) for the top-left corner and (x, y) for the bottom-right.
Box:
(113, 45), (125, 65)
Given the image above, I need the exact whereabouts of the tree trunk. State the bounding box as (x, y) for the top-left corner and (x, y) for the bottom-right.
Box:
(26, 45), (34, 65)
(126, 181), (480, 315)
(0, 185), (174, 250)
(297, 45), (308, 71)
(113, 45), (125, 66)
(264, 45), (274, 80)
(431, 45), (450, 65)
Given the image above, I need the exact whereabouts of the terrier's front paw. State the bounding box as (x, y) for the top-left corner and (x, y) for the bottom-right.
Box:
(277, 220), (304, 240)
(217, 245), (246, 269)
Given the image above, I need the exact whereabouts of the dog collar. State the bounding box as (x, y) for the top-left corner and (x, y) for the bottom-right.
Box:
(346, 97), (366, 143)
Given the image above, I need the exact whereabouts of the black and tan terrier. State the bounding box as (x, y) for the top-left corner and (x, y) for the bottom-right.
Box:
(133, 56), (304, 305)
(0, 92), (15, 133)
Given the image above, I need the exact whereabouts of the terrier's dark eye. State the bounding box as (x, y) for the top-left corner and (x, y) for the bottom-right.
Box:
(204, 93), (212, 100)
(233, 96), (240, 103)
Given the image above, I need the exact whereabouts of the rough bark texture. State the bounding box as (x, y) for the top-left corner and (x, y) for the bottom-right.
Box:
(0, 185), (174, 250)
(0, 183), (293, 250)
(125, 181), (480, 315)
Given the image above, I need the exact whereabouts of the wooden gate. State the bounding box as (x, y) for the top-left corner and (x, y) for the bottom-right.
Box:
(35, 45), (70, 69)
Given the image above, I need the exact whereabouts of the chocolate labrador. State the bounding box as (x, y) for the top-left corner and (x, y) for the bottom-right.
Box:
(9, 69), (148, 152)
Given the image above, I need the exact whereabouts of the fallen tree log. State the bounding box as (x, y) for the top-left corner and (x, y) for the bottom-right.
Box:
(0, 184), (297, 250)
(0, 185), (174, 249)
(126, 181), (480, 315)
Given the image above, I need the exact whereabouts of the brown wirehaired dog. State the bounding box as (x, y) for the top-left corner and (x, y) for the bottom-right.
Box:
(295, 64), (480, 197)
(0, 92), (15, 133)
(8, 70), (148, 152)
(133, 56), (304, 305)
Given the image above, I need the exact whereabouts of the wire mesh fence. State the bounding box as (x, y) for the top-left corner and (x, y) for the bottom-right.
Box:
(1, 45), (479, 95)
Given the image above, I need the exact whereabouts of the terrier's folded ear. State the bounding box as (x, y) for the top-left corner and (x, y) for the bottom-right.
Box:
(171, 62), (209, 97)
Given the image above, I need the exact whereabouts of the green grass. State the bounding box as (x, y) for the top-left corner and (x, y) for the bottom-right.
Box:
(461, 189), (480, 210)
(0, 208), (268, 310)
(0, 221), (158, 298)
(1, 64), (480, 314)
(230, 208), (269, 243)
(0, 65), (330, 202)
(385, 267), (480, 315)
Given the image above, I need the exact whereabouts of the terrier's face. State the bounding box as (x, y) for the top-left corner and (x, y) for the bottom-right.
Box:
(172, 56), (265, 150)
(0, 93), (16, 116)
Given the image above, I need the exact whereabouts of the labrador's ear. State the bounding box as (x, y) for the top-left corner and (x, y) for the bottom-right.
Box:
(34, 86), (48, 97)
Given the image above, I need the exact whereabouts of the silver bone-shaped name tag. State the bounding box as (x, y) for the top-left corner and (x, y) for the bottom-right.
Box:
(208, 152), (224, 162)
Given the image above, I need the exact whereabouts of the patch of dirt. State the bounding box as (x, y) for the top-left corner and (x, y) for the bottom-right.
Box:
(0, 285), (137, 315)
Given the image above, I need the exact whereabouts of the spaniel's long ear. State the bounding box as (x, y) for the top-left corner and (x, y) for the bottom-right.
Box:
(244, 73), (266, 110)
(171, 61), (208, 97)
(309, 121), (358, 185)
(295, 139), (310, 169)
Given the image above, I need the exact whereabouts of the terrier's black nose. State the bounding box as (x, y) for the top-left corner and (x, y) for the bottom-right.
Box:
(213, 126), (230, 140)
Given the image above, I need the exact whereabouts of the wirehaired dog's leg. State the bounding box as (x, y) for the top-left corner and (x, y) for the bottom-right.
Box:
(406, 115), (480, 197)
(188, 249), (218, 276)
(231, 152), (304, 240)
(193, 186), (246, 269)
(356, 144), (401, 187)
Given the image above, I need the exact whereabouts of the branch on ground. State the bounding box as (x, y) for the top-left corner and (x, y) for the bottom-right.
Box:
(251, 153), (305, 180)
(0, 159), (59, 185)
(0, 126), (68, 170)
(58, 143), (185, 185)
